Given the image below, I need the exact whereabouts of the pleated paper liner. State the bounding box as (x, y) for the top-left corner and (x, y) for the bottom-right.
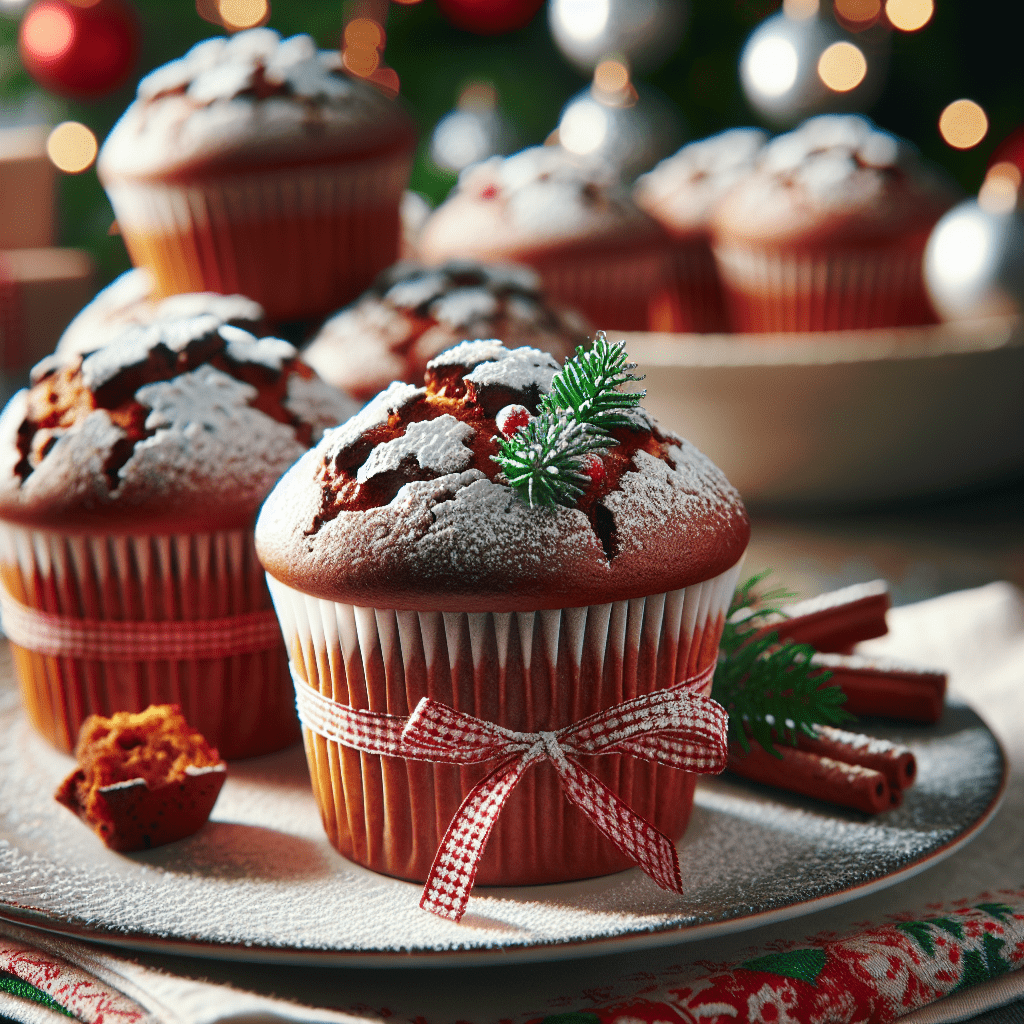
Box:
(105, 153), (412, 323)
(533, 243), (679, 333)
(714, 243), (938, 332)
(662, 238), (731, 333)
(0, 524), (296, 759)
(267, 558), (743, 886)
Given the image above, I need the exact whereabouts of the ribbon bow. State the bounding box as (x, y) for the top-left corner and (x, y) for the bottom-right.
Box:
(294, 665), (728, 922)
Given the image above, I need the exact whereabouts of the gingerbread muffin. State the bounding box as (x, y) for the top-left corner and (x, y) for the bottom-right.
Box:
(710, 115), (958, 331)
(634, 128), (767, 332)
(416, 146), (677, 331)
(98, 28), (417, 323)
(256, 338), (748, 895)
(55, 704), (226, 852)
(302, 259), (589, 401)
(0, 315), (357, 758)
(57, 268), (265, 358)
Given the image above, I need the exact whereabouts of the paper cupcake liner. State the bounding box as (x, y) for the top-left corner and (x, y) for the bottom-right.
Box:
(0, 524), (296, 759)
(535, 245), (677, 333)
(267, 559), (743, 886)
(663, 239), (731, 334)
(713, 243), (938, 332)
(106, 153), (412, 323)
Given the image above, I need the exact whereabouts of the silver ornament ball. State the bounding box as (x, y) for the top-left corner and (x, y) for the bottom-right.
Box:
(740, 7), (889, 127)
(548, 0), (687, 74)
(924, 195), (1024, 322)
(429, 84), (520, 175)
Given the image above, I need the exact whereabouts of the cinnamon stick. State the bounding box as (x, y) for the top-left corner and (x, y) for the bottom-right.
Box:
(795, 725), (916, 791)
(750, 580), (891, 654)
(812, 652), (947, 723)
(727, 742), (892, 814)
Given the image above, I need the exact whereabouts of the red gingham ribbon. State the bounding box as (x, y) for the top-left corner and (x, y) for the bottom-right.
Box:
(0, 585), (283, 661)
(293, 662), (727, 922)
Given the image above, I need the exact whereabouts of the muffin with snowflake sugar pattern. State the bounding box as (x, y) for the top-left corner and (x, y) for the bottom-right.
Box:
(0, 314), (357, 758)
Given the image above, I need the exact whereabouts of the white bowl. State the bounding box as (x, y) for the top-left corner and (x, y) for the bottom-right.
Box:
(618, 317), (1024, 506)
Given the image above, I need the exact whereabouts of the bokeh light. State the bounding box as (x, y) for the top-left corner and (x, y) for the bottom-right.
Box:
(559, 98), (608, 155)
(782, 0), (819, 19)
(743, 35), (799, 99)
(593, 59), (630, 95)
(885, 0), (934, 31)
(551, 0), (610, 42)
(939, 99), (989, 150)
(817, 41), (867, 92)
(217, 0), (269, 31)
(344, 17), (384, 50)
(20, 3), (75, 61)
(46, 121), (97, 173)
(835, 0), (882, 26)
(978, 163), (1021, 215)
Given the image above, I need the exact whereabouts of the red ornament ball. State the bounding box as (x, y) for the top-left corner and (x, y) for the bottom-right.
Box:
(582, 454), (605, 486)
(436, 0), (544, 36)
(19, 0), (140, 101)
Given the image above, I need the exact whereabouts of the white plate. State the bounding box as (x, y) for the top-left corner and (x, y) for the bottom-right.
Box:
(619, 318), (1024, 506)
(0, 690), (1006, 967)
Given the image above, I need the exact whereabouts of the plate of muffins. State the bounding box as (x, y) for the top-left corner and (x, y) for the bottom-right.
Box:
(0, 26), (1010, 963)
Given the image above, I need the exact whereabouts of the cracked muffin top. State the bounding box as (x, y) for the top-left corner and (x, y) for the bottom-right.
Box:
(0, 316), (358, 533)
(302, 259), (589, 402)
(255, 340), (749, 612)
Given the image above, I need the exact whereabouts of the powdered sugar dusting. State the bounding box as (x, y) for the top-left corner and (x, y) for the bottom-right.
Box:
(321, 381), (424, 463)
(428, 339), (512, 371)
(356, 416), (475, 484)
(464, 346), (560, 393)
(429, 288), (500, 328)
(284, 373), (357, 442)
(136, 365), (257, 435)
(220, 327), (295, 370)
(784, 580), (889, 619)
(811, 651), (946, 678)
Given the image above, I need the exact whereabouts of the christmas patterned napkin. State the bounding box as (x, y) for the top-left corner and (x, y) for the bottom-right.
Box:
(0, 582), (1020, 1024)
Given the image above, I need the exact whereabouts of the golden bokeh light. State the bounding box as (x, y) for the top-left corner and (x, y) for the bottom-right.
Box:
(783, 0), (819, 19)
(987, 161), (1023, 189)
(458, 81), (497, 111)
(46, 121), (97, 174)
(885, 0), (934, 31)
(594, 59), (630, 94)
(817, 41), (867, 92)
(835, 0), (882, 24)
(939, 99), (988, 150)
(344, 17), (384, 50)
(217, 0), (268, 30)
(344, 47), (380, 78)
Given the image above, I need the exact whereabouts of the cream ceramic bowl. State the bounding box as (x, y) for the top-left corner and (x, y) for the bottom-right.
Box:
(619, 317), (1024, 506)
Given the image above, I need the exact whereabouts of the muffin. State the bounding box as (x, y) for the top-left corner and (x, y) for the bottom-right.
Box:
(97, 28), (417, 323)
(416, 146), (677, 331)
(634, 128), (767, 333)
(0, 314), (357, 758)
(55, 704), (226, 852)
(256, 338), (748, 893)
(302, 259), (589, 401)
(57, 267), (265, 358)
(710, 115), (958, 332)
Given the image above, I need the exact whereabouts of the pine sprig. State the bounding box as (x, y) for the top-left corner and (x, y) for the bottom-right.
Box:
(713, 571), (855, 757)
(493, 333), (646, 508)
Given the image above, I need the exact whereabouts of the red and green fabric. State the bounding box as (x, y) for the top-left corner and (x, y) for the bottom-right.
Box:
(538, 895), (1024, 1024)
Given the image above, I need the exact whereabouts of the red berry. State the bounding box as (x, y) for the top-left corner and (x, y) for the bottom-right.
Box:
(480, 184), (499, 200)
(496, 404), (530, 438)
(583, 454), (605, 484)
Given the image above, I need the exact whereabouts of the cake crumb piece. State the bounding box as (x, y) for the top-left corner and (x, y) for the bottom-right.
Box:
(55, 704), (226, 853)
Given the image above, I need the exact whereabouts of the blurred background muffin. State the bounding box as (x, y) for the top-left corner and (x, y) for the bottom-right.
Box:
(710, 115), (959, 332)
(96, 27), (417, 324)
(417, 146), (676, 331)
(634, 128), (767, 333)
(302, 259), (589, 401)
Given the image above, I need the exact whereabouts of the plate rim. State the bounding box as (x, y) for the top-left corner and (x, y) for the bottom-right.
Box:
(0, 714), (1008, 970)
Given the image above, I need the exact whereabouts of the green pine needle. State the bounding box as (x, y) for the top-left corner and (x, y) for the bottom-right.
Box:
(493, 333), (646, 508)
(713, 571), (855, 758)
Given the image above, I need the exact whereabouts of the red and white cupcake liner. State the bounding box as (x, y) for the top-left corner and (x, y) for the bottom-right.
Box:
(0, 524), (295, 759)
(105, 153), (412, 323)
(662, 239), (731, 334)
(266, 559), (743, 887)
(533, 245), (677, 333)
(713, 243), (938, 332)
